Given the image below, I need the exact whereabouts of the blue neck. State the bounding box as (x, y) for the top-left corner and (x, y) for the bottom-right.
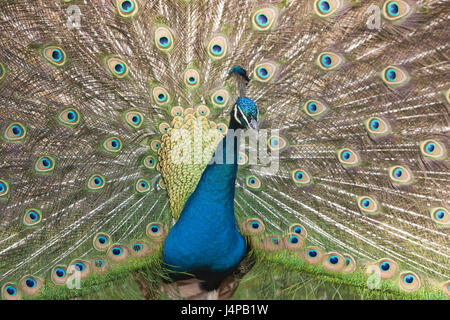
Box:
(163, 130), (246, 273)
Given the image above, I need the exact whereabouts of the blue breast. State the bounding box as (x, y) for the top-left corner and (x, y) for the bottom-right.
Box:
(163, 134), (246, 273)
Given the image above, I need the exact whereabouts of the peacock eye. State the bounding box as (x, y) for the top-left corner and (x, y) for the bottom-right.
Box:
(399, 271), (421, 291)
(0, 179), (9, 197)
(93, 233), (111, 251)
(42, 46), (67, 66)
(108, 244), (129, 262)
(143, 155), (157, 169)
(124, 110), (144, 128)
(103, 137), (122, 153)
(207, 36), (228, 60)
(20, 275), (42, 296)
(106, 57), (129, 78)
(357, 196), (380, 215)
(146, 222), (165, 241)
(58, 108), (81, 126)
(337, 148), (360, 166)
(155, 27), (174, 51)
(252, 7), (277, 31)
(420, 139), (446, 160)
(3, 122), (26, 141)
(317, 52), (343, 70)
(51, 266), (68, 285)
(377, 258), (398, 279)
(23, 209), (42, 226)
(211, 89), (229, 108)
(284, 233), (304, 251)
(184, 69), (200, 88)
(305, 246), (324, 264)
(389, 165), (413, 184)
(196, 105), (210, 117)
(135, 178), (151, 193)
(342, 254), (356, 273)
(152, 86), (170, 105)
(34, 156), (55, 173)
(267, 135), (287, 151)
(150, 139), (161, 152)
(430, 207), (449, 225)
(253, 62), (276, 82)
(243, 218), (265, 234)
(290, 223), (308, 238)
(314, 0), (342, 17)
(382, 0), (411, 21)
(3, 284), (19, 300)
(117, 0), (138, 17)
(246, 175), (262, 190)
(0, 62), (5, 81)
(304, 100), (328, 119)
(365, 117), (390, 136)
(381, 65), (409, 85)
(87, 174), (106, 190)
(291, 169), (312, 185)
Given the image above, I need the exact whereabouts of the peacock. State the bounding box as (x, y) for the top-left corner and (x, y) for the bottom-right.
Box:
(0, 0), (449, 300)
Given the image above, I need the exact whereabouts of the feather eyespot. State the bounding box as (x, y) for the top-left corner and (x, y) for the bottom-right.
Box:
(116, 0), (138, 17)
(143, 155), (157, 170)
(158, 122), (170, 134)
(399, 271), (420, 291)
(314, 0), (342, 17)
(87, 174), (106, 190)
(135, 178), (151, 194)
(323, 252), (346, 272)
(291, 169), (312, 185)
(106, 57), (129, 78)
(317, 52), (343, 70)
(365, 117), (391, 136)
(211, 89), (230, 108)
(152, 86), (170, 105)
(196, 105), (210, 117)
(124, 111), (144, 129)
(3, 122), (26, 142)
(207, 36), (228, 60)
(69, 260), (91, 279)
(0, 62), (6, 81)
(93, 233), (111, 251)
(381, 65), (409, 85)
(146, 222), (165, 241)
(305, 246), (324, 264)
(382, 0), (411, 21)
(91, 258), (109, 273)
(108, 244), (129, 262)
(284, 233), (304, 251)
(130, 241), (151, 257)
(243, 218), (265, 235)
(337, 148), (360, 166)
(267, 136), (287, 151)
(376, 258), (398, 279)
(342, 254), (356, 273)
(289, 223), (308, 238)
(430, 207), (449, 225)
(216, 123), (228, 135)
(238, 152), (248, 165)
(150, 139), (161, 152)
(20, 276), (42, 296)
(103, 137), (122, 153)
(51, 266), (68, 285)
(304, 100), (328, 119)
(253, 62), (276, 82)
(263, 236), (285, 251)
(0, 179), (9, 197)
(246, 175), (262, 190)
(252, 7), (277, 31)
(420, 139), (446, 160)
(357, 196), (380, 215)
(389, 165), (413, 184)
(171, 106), (184, 117)
(2, 283), (19, 300)
(58, 108), (80, 126)
(184, 69), (200, 88)
(23, 209), (42, 226)
(42, 46), (66, 66)
(155, 27), (174, 51)
(34, 156), (55, 174)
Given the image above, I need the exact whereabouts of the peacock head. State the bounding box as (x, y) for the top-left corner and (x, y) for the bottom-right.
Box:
(231, 97), (259, 131)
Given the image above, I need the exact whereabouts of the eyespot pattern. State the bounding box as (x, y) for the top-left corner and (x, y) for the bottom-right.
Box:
(158, 122), (170, 134)
(51, 266), (68, 285)
(87, 174), (106, 190)
(171, 106), (184, 117)
(106, 57), (129, 78)
(389, 165), (413, 184)
(158, 177), (166, 190)
(2, 283), (20, 300)
(382, 0), (411, 21)
(70, 260), (91, 279)
(93, 233), (111, 251)
(305, 246), (324, 265)
(284, 233), (304, 251)
(23, 209), (42, 227)
(238, 152), (248, 166)
(135, 178), (151, 194)
(124, 111), (144, 129)
(399, 271), (421, 291)
(34, 156), (55, 174)
(3, 122), (26, 142)
(303, 100), (328, 119)
(20, 275), (42, 296)
(155, 27), (174, 52)
(211, 89), (230, 108)
(253, 62), (276, 82)
(146, 222), (165, 241)
(381, 65), (409, 85)
(314, 0), (342, 17)
(152, 86), (170, 105)
(0, 179), (9, 197)
(58, 108), (80, 126)
(317, 52), (343, 70)
(108, 244), (129, 262)
(42, 46), (66, 66)
(322, 252), (346, 272)
(267, 136), (287, 151)
(291, 169), (312, 185)
(289, 223), (308, 238)
(430, 207), (449, 225)
(103, 137), (122, 153)
(150, 139), (161, 152)
(377, 258), (398, 279)
(263, 236), (285, 252)
(420, 139), (446, 160)
(196, 105), (210, 118)
(252, 7), (277, 31)
(184, 69), (200, 88)
(365, 117), (391, 136)
(116, 0), (138, 17)
(357, 196), (380, 215)
(130, 241), (151, 257)
(0, 62), (6, 81)
(342, 254), (356, 273)
(216, 123), (228, 135)
(246, 175), (262, 190)
(207, 35), (228, 60)
(442, 280), (450, 298)
(337, 148), (360, 166)
(243, 218), (265, 235)
(91, 258), (109, 273)
(143, 155), (157, 170)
